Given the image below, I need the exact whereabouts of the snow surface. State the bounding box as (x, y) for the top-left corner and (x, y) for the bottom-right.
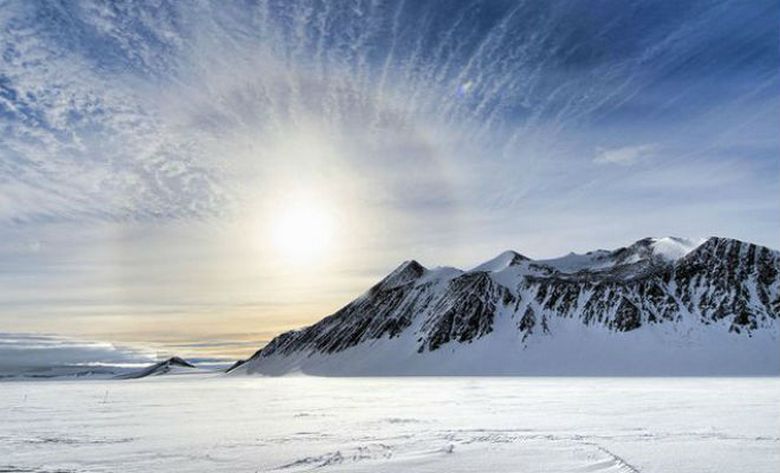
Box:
(648, 236), (702, 261)
(0, 358), (220, 381)
(0, 376), (777, 472)
(469, 250), (526, 272)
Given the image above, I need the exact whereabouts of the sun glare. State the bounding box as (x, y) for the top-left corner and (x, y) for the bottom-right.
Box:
(271, 200), (334, 263)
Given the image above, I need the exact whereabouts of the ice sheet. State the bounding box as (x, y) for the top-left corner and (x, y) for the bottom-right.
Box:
(0, 377), (778, 472)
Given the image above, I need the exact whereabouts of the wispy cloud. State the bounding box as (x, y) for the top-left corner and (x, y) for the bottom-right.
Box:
(593, 144), (657, 166)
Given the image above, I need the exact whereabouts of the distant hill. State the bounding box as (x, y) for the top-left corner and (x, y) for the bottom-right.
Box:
(117, 357), (202, 379)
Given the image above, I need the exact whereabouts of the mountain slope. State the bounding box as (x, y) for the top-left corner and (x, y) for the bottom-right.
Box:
(230, 237), (780, 376)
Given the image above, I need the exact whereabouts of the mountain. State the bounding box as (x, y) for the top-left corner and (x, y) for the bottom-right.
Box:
(117, 357), (201, 379)
(229, 237), (780, 376)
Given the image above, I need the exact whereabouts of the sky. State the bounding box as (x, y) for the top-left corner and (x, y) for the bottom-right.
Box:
(1, 0), (778, 363)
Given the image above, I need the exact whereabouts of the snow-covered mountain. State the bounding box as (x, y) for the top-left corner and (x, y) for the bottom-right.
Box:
(230, 237), (780, 376)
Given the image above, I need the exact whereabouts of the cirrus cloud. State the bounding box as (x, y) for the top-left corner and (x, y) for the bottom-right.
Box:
(593, 144), (658, 166)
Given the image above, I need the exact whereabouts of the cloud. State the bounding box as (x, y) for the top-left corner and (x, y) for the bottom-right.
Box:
(2, 1), (773, 224)
(0, 333), (155, 374)
(593, 144), (657, 166)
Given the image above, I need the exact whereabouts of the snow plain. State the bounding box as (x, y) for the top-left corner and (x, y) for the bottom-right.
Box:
(0, 376), (778, 472)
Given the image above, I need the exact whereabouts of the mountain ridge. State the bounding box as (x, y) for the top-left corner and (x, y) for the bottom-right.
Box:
(229, 236), (779, 376)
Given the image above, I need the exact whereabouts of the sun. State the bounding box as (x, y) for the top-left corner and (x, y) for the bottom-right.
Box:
(270, 200), (334, 263)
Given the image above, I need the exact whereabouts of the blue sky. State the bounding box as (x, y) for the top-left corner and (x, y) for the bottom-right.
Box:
(1, 0), (778, 359)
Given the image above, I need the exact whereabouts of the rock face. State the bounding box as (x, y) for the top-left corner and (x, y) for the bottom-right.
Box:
(230, 237), (780, 376)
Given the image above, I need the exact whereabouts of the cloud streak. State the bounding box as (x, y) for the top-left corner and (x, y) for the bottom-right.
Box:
(0, 332), (155, 374)
(594, 144), (657, 166)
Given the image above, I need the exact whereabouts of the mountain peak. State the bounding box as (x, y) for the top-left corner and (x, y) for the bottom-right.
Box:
(700, 236), (747, 248)
(372, 259), (427, 291)
(470, 250), (530, 272)
(395, 259), (426, 273)
(164, 356), (196, 368)
(683, 236), (780, 263)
